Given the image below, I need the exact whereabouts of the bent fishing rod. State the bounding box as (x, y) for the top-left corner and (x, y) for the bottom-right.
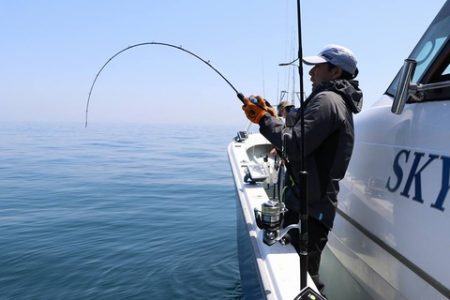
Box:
(85, 39), (310, 290)
(84, 42), (248, 127)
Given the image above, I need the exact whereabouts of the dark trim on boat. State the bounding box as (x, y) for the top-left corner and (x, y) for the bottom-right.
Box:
(336, 208), (450, 298)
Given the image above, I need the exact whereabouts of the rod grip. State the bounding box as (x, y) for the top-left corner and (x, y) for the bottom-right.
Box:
(237, 92), (245, 103)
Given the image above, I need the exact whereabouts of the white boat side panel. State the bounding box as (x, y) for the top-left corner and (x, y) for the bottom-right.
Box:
(338, 94), (450, 297)
(329, 212), (447, 300)
(228, 133), (319, 300)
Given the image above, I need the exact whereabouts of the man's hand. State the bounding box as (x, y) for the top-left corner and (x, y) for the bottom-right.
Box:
(242, 96), (276, 124)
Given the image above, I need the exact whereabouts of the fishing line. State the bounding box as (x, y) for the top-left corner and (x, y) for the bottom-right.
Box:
(85, 42), (246, 127)
(278, 57), (299, 67)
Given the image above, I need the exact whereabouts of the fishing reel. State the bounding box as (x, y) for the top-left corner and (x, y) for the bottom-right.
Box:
(254, 200), (293, 246)
(254, 200), (301, 246)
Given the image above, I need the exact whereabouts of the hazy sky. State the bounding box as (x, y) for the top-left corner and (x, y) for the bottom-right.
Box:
(0, 0), (446, 127)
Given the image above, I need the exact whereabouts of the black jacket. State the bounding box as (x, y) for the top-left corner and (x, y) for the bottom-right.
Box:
(259, 79), (363, 229)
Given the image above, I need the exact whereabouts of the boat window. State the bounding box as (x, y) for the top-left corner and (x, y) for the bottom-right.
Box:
(430, 51), (450, 81)
(420, 47), (450, 100)
(443, 64), (450, 76)
(386, 1), (450, 99)
(413, 38), (447, 82)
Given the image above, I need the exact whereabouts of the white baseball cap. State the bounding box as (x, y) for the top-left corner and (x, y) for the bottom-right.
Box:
(302, 44), (358, 76)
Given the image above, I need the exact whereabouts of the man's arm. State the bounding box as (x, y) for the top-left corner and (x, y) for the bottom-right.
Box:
(260, 93), (344, 160)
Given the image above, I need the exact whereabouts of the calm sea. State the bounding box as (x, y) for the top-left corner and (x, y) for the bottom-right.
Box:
(1, 122), (371, 300)
(0, 122), (243, 299)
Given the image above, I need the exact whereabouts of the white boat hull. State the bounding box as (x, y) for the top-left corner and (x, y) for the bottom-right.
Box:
(228, 133), (319, 300)
(228, 129), (450, 299)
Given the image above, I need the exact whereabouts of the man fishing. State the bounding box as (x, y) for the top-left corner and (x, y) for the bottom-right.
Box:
(242, 44), (363, 293)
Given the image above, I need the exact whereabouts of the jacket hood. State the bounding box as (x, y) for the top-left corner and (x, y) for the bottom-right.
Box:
(316, 79), (363, 113)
